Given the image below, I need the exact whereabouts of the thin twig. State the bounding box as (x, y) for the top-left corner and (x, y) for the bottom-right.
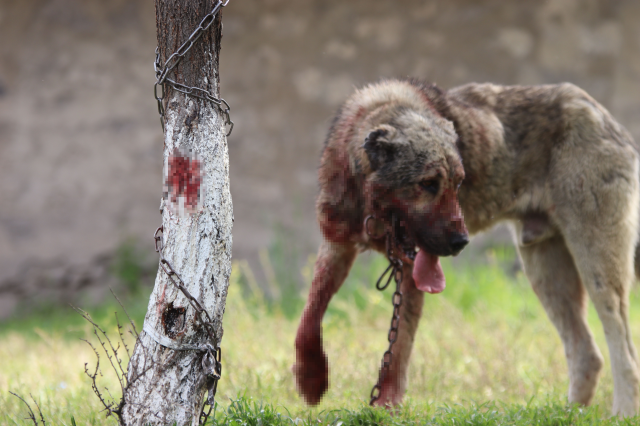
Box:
(81, 339), (115, 414)
(29, 394), (46, 426)
(92, 327), (126, 391)
(74, 291), (159, 425)
(111, 288), (140, 338)
(115, 313), (132, 360)
(72, 305), (107, 334)
(74, 305), (128, 388)
(9, 392), (38, 426)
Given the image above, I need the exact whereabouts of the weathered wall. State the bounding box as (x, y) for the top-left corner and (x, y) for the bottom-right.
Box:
(1, 0), (639, 316)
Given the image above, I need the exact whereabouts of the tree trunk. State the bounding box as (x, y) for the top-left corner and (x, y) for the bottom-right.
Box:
(121, 1), (232, 425)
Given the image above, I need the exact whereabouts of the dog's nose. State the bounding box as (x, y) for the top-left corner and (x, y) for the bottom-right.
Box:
(449, 233), (469, 255)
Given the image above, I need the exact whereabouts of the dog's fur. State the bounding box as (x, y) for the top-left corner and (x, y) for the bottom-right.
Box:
(293, 79), (640, 416)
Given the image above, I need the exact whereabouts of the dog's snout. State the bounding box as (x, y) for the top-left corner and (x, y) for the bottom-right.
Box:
(449, 233), (469, 255)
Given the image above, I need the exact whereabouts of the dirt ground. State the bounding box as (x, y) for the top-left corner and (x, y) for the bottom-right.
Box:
(1, 0), (640, 315)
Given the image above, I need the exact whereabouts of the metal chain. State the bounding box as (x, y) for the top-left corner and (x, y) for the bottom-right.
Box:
(366, 213), (405, 406)
(150, 4), (230, 423)
(154, 0), (234, 136)
(153, 226), (222, 423)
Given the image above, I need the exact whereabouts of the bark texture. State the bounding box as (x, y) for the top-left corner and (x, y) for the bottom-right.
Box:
(121, 2), (232, 425)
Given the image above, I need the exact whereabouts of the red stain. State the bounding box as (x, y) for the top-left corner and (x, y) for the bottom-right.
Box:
(156, 284), (167, 317)
(418, 189), (464, 228)
(294, 249), (356, 404)
(391, 186), (467, 240)
(437, 189), (466, 234)
(416, 84), (441, 115)
(167, 154), (201, 209)
(334, 106), (366, 145)
(319, 205), (351, 243)
(320, 171), (364, 243)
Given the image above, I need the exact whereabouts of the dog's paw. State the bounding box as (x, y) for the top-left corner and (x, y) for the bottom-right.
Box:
(371, 374), (404, 408)
(292, 350), (329, 405)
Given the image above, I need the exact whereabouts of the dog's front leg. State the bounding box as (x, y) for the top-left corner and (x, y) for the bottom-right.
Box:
(293, 240), (357, 405)
(374, 261), (424, 407)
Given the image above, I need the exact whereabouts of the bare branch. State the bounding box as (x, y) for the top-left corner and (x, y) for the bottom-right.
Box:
(72, 305), (107, 334)
(111, 287), (140, 338)
(9, 391), (38, 426)
(29, 394), (46, 426)
(92, 326), (126, 391)
(115, 313), (132, 361)
(81, 340), (116, 415)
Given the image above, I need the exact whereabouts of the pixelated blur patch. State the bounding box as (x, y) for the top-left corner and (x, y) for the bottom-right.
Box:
(163, 148), (204, 217)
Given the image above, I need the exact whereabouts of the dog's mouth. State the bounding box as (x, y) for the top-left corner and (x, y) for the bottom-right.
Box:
(411, 249), (446, 294)
(397, 247), (445, 294)
(393, 223), (446, 295)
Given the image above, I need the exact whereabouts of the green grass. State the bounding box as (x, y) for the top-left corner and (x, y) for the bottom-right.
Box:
(2, 245), (640, 425)
(210, 397), (639, 425)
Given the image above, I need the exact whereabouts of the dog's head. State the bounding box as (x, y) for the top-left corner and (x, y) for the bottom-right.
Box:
(362, 109), (468, 293)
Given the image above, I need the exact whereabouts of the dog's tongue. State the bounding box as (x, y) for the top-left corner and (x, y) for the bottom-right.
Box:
(412, 250), (445, 294)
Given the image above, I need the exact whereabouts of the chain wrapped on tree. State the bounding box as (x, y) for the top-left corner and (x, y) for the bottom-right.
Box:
(153, 0), (233, 135)
(151, 226), (222, 411)
(150, 2), (228, 421)
(120, 1), (234, 424)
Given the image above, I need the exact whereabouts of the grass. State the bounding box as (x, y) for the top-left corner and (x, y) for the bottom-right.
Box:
(2, 244), (640, 424)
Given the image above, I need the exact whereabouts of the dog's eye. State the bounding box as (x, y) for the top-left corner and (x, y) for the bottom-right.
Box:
(420, 180), (439, 195)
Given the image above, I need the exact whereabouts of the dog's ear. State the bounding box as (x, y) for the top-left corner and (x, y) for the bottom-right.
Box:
(362, 125), (398, 171)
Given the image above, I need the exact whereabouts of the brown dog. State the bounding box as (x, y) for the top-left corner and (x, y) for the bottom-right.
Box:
(293, 79), (640, 416)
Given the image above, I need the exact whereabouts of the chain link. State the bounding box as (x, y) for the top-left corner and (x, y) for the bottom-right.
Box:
(154, 0), (234, 135)
(150, 4), (230, 423)
(153, 226), (222, 422)
(366, 213), (405, 406)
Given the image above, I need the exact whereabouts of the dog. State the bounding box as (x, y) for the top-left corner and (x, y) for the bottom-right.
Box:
(292, 78), (640, 416)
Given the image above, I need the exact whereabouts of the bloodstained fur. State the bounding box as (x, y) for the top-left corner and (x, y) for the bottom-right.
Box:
(296, 77), (640, 416)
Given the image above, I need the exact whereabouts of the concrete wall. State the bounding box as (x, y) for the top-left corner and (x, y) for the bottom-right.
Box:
(1, 0), (639, 315)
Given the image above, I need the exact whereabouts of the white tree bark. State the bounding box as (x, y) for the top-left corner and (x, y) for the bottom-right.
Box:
(121, 2), (232, 425)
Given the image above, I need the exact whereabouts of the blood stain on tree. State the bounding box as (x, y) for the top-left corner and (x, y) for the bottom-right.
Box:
(165, 151), (203, 216)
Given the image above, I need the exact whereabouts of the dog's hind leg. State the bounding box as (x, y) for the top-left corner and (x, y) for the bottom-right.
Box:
(517, 235), (604, 406)
(559, 226), (640, 416)
(551, 138), (640, 416)
(293, 240), (357, 405)
(372, 262), (425, 407)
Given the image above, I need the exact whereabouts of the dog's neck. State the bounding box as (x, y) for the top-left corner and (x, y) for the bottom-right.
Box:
(415, 82), (503, 233)
(415, 83), (462, 147)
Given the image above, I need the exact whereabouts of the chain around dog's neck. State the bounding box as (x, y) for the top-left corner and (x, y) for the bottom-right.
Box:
(365, 212), (405, 406)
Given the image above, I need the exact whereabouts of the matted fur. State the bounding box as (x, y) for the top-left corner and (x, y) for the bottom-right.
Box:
(293, 79), (640, 416)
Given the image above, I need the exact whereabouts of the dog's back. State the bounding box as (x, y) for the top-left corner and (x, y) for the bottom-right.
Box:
(431, 80), (640, 415)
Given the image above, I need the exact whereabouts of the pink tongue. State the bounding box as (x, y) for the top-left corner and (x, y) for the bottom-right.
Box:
(412, 250), (446, 294)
